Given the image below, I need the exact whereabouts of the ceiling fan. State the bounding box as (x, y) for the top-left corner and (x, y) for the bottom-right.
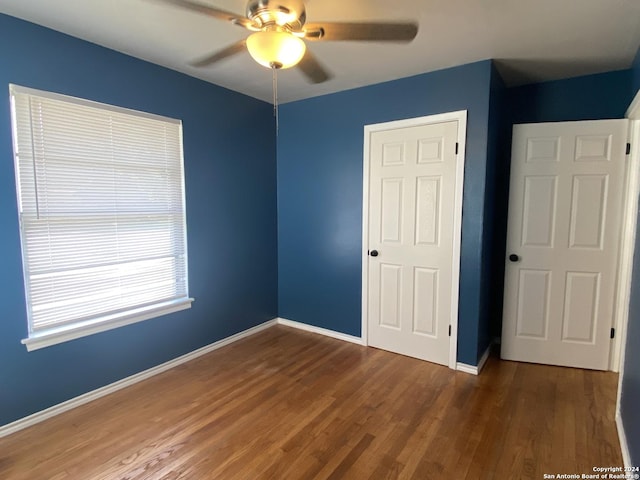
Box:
(157, 0), (419, 83)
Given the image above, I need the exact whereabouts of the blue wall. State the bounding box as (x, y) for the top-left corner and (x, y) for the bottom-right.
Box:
(277, 61), (494, 366)
(620, 45), (640, 467)
(0, 14), (278, 426)
(508, 69), (633, 124)
(482, 64), (509, 349)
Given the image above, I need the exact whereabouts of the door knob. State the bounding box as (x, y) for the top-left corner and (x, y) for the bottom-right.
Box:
(509, 254), (520, 262)
(370, 250), (379, 257)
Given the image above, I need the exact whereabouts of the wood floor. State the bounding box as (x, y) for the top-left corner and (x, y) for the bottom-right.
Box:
(0, 325), (622, 479)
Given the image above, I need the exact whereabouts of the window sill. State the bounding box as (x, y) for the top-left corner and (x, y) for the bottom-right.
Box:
(21, 298), (194, 352)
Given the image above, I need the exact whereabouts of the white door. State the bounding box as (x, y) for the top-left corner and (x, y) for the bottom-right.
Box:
(365, 115), (463, 367)
(501, 120), (628, 370)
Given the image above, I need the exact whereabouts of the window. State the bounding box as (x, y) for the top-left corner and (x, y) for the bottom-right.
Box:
(10, 85), (192, 351)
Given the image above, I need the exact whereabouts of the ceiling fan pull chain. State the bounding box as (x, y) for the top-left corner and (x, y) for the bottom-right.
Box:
(272, 65), (279, 132)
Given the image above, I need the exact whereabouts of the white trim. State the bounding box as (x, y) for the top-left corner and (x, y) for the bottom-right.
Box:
(361, 111), (467, 370)
(276, 318), (365, 345)
(477, 343), (491, 373)
(449, 112), (467, 369)
(455, 363), (479, 375)
(0, 318), (277, 438)
(361, 120), (372, 348)
(616, 413), (632, 468)
(456, 343), (491, 376)
(22, 298), (195, 351)
(611, 116), (640, 371)
(613, 90), (640, 467)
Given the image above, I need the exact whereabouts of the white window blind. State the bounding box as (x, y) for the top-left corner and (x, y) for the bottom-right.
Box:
(10, 85), (192, 351)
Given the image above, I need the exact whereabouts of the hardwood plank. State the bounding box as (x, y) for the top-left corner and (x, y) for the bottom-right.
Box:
(0, 326), (623, 479)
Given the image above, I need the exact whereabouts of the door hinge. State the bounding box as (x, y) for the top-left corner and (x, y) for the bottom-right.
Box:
(627, 143), (631, 155)
(611, 327), (615, 339)
(455, 142), (459, 155)
(448, 325), (452, 336)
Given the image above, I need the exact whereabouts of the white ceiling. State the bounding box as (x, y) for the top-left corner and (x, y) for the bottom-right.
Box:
(0, 0), (639, 104)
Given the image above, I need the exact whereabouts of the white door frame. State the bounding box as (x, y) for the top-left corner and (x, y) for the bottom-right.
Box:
(614, 89), (640, 468)
(361, 110), (467, 370)
(611, 95), (640, 372)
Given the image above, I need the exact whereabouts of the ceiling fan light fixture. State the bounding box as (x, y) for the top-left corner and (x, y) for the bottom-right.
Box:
(246, 30), (306, 69)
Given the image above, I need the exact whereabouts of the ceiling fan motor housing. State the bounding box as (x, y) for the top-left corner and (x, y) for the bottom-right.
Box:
(246, 0), (306, 30)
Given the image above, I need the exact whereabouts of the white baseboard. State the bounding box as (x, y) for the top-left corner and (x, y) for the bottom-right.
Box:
(456, 343), (492, 376)
(616, 413), (632, 468)
(0, 318), (278, 438)
(477, 342), (491, 373)
(456, 363), (479, 375)
(276, 318), (365, 346)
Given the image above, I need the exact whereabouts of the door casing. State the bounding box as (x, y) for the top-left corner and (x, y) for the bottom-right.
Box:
(361, 110), (467, 370)
(615, 91), (640, 468)
(611, 99), (640, 372)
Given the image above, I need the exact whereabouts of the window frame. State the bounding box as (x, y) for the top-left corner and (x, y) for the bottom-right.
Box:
(9, 84), (193, 351)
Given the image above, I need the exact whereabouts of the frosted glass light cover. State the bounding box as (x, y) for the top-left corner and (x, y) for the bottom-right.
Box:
(246, 31), (306, 69)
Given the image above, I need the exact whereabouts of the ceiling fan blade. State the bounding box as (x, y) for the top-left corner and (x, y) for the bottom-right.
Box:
(154, 0), (256, 30)
(190, 40), (246, 67)
(302, 22), (418, 42)
(297, 50), (332, 84)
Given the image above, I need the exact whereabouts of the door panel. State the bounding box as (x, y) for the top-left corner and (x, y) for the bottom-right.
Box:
(501, 120), (628, 370)
(413, 267), (438, 337)
(522, 175), (557, 247)
(562, 272), (599, 343)
(515, 269), (551, 339)
(526, 136), (560, 163)
(415, 176), (441, 245)
(380, 179), (404, 243)
(367, 120), (459, 366)
(568, 175), (607, 248)
(379, 263), (402, 329)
